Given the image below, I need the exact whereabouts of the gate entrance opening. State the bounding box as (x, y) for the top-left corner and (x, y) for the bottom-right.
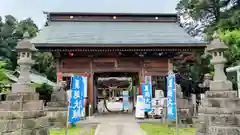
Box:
(93, 72), (139, 114)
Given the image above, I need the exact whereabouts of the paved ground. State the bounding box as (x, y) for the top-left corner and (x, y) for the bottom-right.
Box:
(91, 114), (147, 135)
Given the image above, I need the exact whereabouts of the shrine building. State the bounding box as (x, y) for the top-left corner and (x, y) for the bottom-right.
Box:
(31, 12), (206, 114)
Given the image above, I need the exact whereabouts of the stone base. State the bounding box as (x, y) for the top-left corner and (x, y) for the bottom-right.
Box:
(6, 92), (39, 101)
(210, 80), (232, 91)
(0, 128), (49, 135)
(196, 126), (240, 135)
(196, 81), (240, 135)
(0, 92), (50, 135)
(177, 98), (189, 109)
(11, 83), (35, 93)
(47, 102), (67, 108)
(205, 91), (238, 99)
(47, 109), (67, 128)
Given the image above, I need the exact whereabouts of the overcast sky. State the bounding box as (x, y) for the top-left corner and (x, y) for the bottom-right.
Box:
(0, 0), (179, 28)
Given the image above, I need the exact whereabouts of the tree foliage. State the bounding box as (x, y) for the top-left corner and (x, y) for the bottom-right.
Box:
(0, 15), (56, 83)
(172, 52), (212, 81)
(176, 0), (240, 80)
(36, 83), (53, 105)
(33, 52), (56, 82)
(220, 30), (240, 66)
(177, 0), (240, 40)
(0, 61), (9, 84)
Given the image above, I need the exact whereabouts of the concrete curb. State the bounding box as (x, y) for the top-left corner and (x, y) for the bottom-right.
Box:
(94, 124), (101, 135)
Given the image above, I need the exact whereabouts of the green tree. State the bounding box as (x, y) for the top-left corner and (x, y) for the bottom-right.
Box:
(0, 15), (56, 82)
(33, 52), (56, 82)
(0, 61), (9, 84)
(0, 15), (18, 69)
(220, 30), (240, 66)
(36, 83), (53, 105)
(176, 0), (240, 79)
(14, 18), (39, 38)
(176, 0), (240, 40)
(172, 52), (212, 81)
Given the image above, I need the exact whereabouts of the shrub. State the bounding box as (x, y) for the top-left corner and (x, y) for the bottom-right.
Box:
(36, 83), (53, 105)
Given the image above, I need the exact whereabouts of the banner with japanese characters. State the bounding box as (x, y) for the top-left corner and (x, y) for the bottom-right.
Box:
(122, 91), (129, 111)
(167, 73), (177, 119)
(141, 83), (152, 112)
(68, 76), (84, 123)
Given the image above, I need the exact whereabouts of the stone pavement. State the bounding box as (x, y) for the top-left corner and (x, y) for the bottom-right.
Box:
(91, 114), (147, 135)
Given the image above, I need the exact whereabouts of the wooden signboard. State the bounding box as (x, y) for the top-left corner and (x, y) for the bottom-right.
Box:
(144, 59), (168, 76)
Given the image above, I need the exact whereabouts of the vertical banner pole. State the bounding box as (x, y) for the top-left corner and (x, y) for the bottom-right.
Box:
(174, 74), (179, 135)
(65, 102), (69, 135)
(66, 74), (81, 135)
(65, 76), (73, 135)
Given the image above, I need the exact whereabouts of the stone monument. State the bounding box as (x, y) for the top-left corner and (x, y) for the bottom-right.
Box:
(46, 81), (68, 128)
(198, 73), (212, 104)
(47, 81), (67, 108)
(0, 32), (49, 135)
(202, 73), (212, 88)
(196, 36), (240, 135)
(176, 84), (193, 126)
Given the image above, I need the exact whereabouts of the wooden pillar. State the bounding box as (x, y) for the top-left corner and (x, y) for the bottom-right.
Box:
(54, 52), (61, 83)
(139, 59), (144, 95)
(88, 60), (94, 115)
(168, 59), (173, 71)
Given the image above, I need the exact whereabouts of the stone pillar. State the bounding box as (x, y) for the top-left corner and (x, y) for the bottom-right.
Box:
(196, 37), (240, 135)
(0, 32), (50, 135)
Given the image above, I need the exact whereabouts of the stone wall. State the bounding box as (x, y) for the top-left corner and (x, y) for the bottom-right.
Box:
(0, 93), (49, 135)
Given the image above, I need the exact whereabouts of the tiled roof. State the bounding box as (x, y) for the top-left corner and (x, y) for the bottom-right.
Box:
(4, 70), (56, 87)
(31, 21), (206, 47)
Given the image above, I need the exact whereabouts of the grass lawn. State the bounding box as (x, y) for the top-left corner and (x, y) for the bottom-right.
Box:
(49, 126), (96, 135)
(140, 123), (196, 135)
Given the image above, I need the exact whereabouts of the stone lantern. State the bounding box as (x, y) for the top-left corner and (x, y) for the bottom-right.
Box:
(195, 36), (240, 135)
(11, 32), (38, 93)
(206, 36), (232, 91)
(0, 32), (50, 135)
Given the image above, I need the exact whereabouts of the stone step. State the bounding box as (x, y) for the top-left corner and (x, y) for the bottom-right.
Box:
(205, 91), (237, 99)
(0, 110), (46, 119)
(0, 116), (48, 133)
(209, 115), (238, 126)
(6, 93), (39, 101)
(201, 98), (240, 108)
(198, 115), (239, 126)
(198, 107), (240, 114)
(208, 125), (240, 134)
(0, 100), (44, 111)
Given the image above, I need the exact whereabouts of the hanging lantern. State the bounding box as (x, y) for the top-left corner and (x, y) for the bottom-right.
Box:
(68, 52), (74, 56)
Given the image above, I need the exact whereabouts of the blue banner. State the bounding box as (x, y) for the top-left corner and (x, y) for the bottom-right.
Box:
(167, 73), (177, 119)
(122, 91), (129, 111)
(141, 83), (152, 112)
(68, 76), (85, 124)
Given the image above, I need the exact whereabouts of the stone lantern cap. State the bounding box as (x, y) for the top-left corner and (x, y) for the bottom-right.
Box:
(16, 32), (38, 52)
(206, 38), (228, 53)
